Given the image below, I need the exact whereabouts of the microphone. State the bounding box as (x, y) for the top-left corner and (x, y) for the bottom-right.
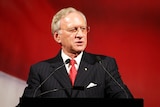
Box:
(33, 59), (70, 97)
(37, 86), (85, 97)
(96, 56), (129, 98)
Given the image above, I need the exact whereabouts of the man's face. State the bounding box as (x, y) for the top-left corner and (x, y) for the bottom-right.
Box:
(57, 12), (88, 55)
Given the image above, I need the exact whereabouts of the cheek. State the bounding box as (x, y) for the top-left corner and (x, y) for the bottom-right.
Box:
(61, 36), (71, 45)
(84, 36), (87, 42)
(59, 35), (68, 43)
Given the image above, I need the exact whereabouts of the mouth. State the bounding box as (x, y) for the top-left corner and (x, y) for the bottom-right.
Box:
(75, 41), (84, 46)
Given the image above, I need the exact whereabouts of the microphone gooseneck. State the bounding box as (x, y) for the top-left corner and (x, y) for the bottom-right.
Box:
(37, 88), (66, 97)
(37, 86), (85, 97)
(33, 59), (70, 97)
(96, 56), (129, 98)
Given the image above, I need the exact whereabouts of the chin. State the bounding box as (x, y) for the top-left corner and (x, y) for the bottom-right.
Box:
(74, 49), (84, 53)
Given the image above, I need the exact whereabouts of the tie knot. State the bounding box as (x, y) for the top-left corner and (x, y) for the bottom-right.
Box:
(70, 59), (76, 65)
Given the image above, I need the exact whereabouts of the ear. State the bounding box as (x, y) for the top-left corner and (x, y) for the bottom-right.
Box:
(53, 32), (61, 43)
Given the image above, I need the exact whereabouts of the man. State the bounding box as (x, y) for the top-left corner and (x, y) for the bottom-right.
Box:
(21, 7), (133, 98)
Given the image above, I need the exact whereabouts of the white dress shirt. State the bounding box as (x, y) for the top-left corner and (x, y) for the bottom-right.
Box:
(61, 50), (83, 74)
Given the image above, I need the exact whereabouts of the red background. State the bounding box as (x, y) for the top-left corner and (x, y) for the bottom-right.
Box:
(0, 0), (160, 107)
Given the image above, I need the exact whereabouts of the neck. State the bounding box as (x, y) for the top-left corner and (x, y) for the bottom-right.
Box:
(62, 49), (81, 59)
(68, 52), (80, 59)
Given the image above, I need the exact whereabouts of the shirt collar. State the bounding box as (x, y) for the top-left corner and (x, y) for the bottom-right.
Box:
(61, 49), (83, 66)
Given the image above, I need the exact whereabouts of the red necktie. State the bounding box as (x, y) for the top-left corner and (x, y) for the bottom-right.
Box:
(69, 59), (77, 86)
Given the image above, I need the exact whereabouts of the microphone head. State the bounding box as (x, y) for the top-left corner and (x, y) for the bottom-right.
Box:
(65, 59), (70, 64)
(96, 56), (101, 62)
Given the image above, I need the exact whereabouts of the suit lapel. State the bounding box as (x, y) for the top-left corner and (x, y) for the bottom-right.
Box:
(74, 60), (93, 86)
(52, 64), (71, 88)
(49, 51), (72, 96)
(72, 52), (96, 97)
(75, 52), (95, 85)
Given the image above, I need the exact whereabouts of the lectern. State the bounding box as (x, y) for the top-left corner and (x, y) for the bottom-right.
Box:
(17, 98), (143, 107)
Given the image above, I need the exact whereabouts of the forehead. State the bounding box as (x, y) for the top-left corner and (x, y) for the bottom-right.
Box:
(60, 12), (86, 28)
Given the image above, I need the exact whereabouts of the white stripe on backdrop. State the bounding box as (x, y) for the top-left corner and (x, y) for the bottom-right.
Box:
(0, 71), (27, 107)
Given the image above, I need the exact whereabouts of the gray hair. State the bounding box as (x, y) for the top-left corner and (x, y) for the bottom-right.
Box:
(51, 7), (87, 35)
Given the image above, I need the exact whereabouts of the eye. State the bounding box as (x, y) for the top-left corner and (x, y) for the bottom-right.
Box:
(80, 27), (86, 31)
(68, 27), (78, 33)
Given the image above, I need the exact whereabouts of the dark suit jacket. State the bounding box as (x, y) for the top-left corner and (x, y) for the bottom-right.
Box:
(22, 50), (133, 98)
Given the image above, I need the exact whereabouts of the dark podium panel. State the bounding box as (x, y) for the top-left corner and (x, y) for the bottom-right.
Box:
(18, 98), (143, 107)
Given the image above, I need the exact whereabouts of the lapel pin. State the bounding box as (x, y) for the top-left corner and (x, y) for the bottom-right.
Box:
(84, 67), (88, 71)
